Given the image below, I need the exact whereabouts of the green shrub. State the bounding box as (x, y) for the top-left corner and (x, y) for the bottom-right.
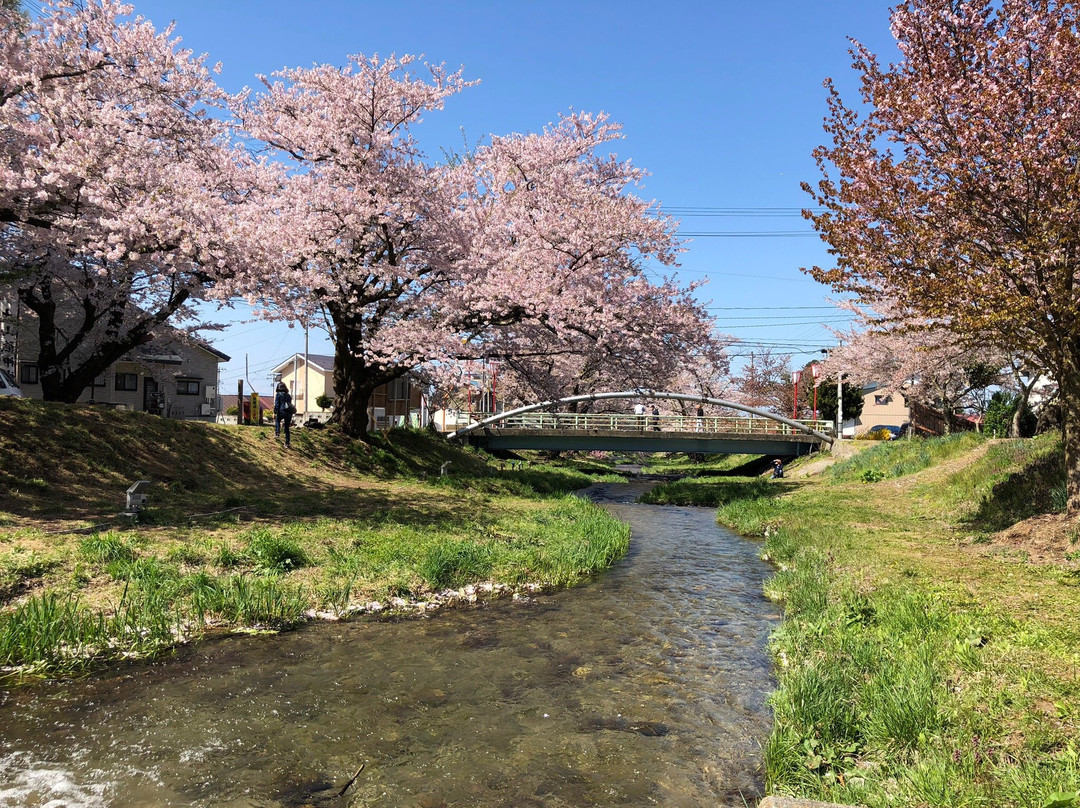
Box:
(417, 541), (494, 589)
(78, 532), (136, 564)
(244, 529), (310, 572)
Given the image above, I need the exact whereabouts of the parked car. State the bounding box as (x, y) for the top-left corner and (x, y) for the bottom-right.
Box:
(0, 368), (23, 397)
(876, 423), (910, 440)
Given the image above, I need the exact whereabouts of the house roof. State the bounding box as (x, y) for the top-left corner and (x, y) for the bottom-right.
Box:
(220, 394), (275, 410)
(271, 353), (335, 375)
(198, 343), (231, 362)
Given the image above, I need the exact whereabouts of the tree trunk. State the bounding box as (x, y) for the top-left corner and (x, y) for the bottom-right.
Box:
(1060, 356), (1080, 514)
(20, 282), (188, 403)
(329, 342), (378, 440)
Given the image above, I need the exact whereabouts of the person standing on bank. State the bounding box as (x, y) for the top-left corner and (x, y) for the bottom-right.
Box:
(273, 381), (294, 448)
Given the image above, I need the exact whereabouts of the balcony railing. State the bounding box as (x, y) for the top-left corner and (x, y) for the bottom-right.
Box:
(467, 412), (833, 436)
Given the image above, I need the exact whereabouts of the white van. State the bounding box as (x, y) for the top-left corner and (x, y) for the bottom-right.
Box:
(0, 368), (23, 397)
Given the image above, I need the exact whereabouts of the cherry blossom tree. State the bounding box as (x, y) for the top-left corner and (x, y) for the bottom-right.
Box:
(822, 301), (1008, 433)
(730, 349), (793, 416)
(238, 55), (703, 438)
(804, 0), (1080, 508)
(0, 0), (257, 401)
(480, 279), (727, 410)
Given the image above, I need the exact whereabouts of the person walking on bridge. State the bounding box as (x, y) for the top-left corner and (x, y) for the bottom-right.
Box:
(695, 403), (705, 432)
(650, 404), (660, 431)
(633, 402), (646, 430)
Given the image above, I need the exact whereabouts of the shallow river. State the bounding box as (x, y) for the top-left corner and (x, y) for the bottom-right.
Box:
(0, 483), (778, 807)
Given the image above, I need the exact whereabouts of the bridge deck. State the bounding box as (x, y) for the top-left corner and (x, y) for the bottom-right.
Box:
(464, 412), (831, 455)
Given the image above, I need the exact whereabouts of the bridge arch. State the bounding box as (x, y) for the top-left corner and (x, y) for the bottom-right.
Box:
(447, 390), (834, 444)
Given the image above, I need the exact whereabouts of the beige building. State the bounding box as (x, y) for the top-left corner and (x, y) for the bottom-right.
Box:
(853, 384), (948, 437)
(271, 353), (426, 427)
(854, 385), (911, 435)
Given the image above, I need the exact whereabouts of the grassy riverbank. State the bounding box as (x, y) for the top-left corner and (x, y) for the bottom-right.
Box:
(647, 433), (1080, 808)
(0, 399), (628, 680)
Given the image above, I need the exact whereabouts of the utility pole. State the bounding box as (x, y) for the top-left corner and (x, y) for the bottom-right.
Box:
(822, 346), (842, 439)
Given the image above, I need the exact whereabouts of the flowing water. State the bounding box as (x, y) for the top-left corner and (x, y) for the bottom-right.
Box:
(0, 483), (778, 807)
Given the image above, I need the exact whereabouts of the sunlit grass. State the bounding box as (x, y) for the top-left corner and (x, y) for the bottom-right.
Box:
(702, 434), (1080, 807)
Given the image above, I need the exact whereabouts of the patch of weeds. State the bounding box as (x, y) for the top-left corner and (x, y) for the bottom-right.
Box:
(861, 468), (886, 483)
(244, 529), (311, 572)
(105, 556), (180, 587)
(166, 544), (208, 566)
(197, 574), (307, 629)
(77, 532), (136, 564)
(417, 541), (493, 590)
(213, 542), (244, 569)
(317, 573), (358, 615)
(10, 477), (49, 493)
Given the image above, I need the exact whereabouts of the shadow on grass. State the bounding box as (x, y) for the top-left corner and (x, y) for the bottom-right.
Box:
(0, 401), (590, 527)
(962, 446), (1064, 532)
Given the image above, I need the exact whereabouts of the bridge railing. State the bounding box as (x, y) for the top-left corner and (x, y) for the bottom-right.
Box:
(467, 411), (833, 437)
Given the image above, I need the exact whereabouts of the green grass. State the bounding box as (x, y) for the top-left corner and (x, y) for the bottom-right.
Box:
(708, 433), (1080, 807)
(641, 452), (759, 475)
(0, 401), (633, 680)
(825, 431), (987, 483)
(0, 495), (630, 678)
(639, 476), (787, 507)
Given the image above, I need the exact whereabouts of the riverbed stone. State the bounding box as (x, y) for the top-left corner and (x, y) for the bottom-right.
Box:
(758, 797), (865, 808)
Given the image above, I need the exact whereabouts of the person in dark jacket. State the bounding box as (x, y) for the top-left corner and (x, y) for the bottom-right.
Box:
(273, 381), (294, 448)
(771, 459), (784, 479)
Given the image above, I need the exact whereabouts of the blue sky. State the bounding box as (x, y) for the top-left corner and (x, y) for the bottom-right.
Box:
(92, 0), (901, 393)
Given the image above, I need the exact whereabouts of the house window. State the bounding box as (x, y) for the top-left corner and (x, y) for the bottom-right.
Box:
(176, 379), (201, 396)
(115, 373), (138, 392)
(20, 363), (38, 385)
(874, 394), (892, 406)
(91, 374), (107, 387)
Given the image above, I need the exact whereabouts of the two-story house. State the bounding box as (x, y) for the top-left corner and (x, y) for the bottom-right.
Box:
(853, 383), (949, 437)
(271, 353), (425, 428)
(3, 293), (229, 420)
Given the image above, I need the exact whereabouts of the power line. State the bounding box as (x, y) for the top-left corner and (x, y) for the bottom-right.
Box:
(706, 305), (837, 310)
(672, 268), (820, 283)
(714, 314), (852, 321)
(662, 206), (822, 215)
(678, 231), (817, 238)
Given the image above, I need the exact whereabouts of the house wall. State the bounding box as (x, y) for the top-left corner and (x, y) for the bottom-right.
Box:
(276, 361), (333, 418)
(855, 390), (911, 435)
(15, 331), (224, 421)
(276, 357), (424, 425)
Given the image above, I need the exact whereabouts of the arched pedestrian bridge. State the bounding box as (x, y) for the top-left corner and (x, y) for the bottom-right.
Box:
(448, 391), (834, 456)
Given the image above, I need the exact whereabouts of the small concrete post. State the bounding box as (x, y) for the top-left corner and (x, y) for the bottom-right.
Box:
(125, 480), (151, 512)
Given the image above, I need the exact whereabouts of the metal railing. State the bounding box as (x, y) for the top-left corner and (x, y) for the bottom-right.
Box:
(467, 411), (834, 437)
